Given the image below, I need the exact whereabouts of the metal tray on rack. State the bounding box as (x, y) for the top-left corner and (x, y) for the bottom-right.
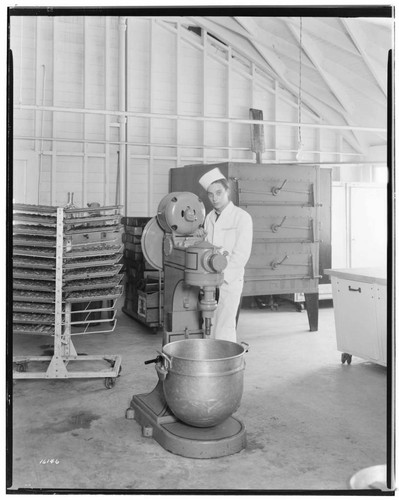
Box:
(13, 224), (57, 236)
(65, 285), (123, 303)
(13, 290), (56, 303)
(13, 246), (56, 258)
(13, 235), (57, 247)
(13, 268), (55, 280)
(64, 233), (122, 248)
(13, 301), (56, 314)
(13, 279), (56, 291)
(13, 203), (58, 213)
(64, 244), (123, 259)
(64, 223), (122, 234)
(13, 313), (55, 325)
(64, 205), (122, 216)
(13, 323), (55, 335)
(63, 274), (123, 292)
(63, 254), (122, 269)
(64, 264), (123, 281)
(13, 213), (57, 224)
(13, 256), (56, 270)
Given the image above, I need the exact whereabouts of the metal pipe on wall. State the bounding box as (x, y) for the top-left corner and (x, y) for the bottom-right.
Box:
(13, 135), (366, 157)
(14, 104), (388, 134)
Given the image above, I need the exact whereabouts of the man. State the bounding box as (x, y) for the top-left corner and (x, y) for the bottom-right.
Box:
(199, 167), (253, 343)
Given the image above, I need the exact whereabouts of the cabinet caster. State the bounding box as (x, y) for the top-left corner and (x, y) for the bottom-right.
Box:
(15, 363), (26, 373)
(341, 353), (352, 365)
(296, 303), (304, 312)
(125, 408), (135, 420)
(104, 377), (116, 389)
(142, 425), (153, 438)
(270, 304), (279, 312)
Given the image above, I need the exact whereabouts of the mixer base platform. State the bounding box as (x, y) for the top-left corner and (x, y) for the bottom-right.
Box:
(127, 382), (247, 459)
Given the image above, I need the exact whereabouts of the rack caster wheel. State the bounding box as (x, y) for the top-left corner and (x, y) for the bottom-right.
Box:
(341, 353), (352, 365)
(296, 303), (304, 312)
(270, 304), (278, 312)
(104, 377), (116, 389)
(15, 363), (26, 373)
(105, 360), (122, 377)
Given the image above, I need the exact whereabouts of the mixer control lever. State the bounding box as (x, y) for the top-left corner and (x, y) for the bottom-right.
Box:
(144, 355), (162, 365)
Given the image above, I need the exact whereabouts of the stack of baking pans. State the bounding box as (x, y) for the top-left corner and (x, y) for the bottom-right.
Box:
(13, 205), (58, 335)
(63, 206), (123, 321)
(12, 203), (124, 335)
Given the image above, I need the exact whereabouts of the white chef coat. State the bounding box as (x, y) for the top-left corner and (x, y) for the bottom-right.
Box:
(204, 201), (253, 342)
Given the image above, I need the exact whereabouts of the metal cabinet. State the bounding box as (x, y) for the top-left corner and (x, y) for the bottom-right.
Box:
(170, 162), (324, 331)
(326, 268), (387, 366)
(121, 216), (163, 332)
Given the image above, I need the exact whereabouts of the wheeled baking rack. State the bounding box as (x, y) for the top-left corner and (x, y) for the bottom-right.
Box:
(12, 203), (124, 388)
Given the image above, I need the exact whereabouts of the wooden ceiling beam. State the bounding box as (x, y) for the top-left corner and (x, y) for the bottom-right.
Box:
(284, 19), (353, 115)
(340, 18), (387, 97)
(283, 18), (371, 149)
(284, 17), (360, 57)
(188, 16), (366, 154)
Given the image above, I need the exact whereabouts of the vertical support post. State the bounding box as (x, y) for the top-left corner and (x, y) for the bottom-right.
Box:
(104, 17), (110, 206)
(304, 293), (319, 332)
(347, 183), (352, 268)
(63, 302), (77, 357)
(51, 17), (57, 206)
(202, 29), (207, 163)
(83, 17), (88, 208)
(316, 117), (321, 164)
(158, 269), (163, 328)
(35, 16), (46, 205)
(54, 207), (64, 358)
(176, 21), (181, 168)
(124, 19), (129, 212)
(118, 16), (127, 212)
(148, 18), (154, 215)
(46, 207), (69, 377)
(227, 46), (232, 163)
(18, 16), (24, 105)
(273, 81), (278, 162)
(34, 16), (39, 154)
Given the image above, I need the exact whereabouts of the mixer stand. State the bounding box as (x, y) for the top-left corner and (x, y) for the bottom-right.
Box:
(126, 381), (246, 459)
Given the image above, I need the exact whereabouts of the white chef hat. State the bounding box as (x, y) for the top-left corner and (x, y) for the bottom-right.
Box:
(198, 168), (226, 191)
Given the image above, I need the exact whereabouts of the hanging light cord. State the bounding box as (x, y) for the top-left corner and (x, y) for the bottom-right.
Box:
(298, 17), (303, 150)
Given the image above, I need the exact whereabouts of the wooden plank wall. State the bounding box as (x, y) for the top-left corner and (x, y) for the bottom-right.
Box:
(11, 15), (358, 215)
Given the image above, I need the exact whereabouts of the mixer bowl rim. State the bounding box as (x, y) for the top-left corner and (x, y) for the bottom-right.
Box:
(162, 338), (247, 363)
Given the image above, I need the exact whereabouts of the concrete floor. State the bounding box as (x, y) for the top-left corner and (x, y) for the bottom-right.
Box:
(9, 298), (388, 492)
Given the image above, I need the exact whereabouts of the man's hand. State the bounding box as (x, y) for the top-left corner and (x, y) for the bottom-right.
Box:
(193, 227), (207, 238)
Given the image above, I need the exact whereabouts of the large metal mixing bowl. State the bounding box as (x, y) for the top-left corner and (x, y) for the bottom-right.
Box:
(156, 339), (248, 428)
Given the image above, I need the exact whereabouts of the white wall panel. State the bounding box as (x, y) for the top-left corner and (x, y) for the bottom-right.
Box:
(320, 128), (339, 162)
(127, 18), (151, 112)
(152, 23), (177, 114)
(55, 155), (83, 206)
(54, 18), (84, 108)
(126, 157), (149, 215)
(87, 157), (106, 204)
(230, 70), (252, 160)
(86, 114), (106, 154)
(179, 42), (203, 115)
